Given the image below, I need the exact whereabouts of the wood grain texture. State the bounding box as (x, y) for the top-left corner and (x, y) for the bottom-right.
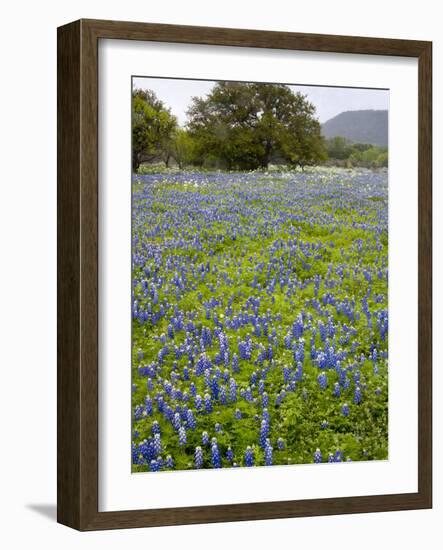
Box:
(57, 20), (81, 528)
(83, 18), (429, 56)
(57, 19), (432, 531)
(417, 42), (432, 506)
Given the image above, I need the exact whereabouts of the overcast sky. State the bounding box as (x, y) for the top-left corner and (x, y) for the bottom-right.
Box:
(132, 76), (389, 125)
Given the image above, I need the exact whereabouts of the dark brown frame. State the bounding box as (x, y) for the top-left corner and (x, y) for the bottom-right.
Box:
(57, 18), (432, 531)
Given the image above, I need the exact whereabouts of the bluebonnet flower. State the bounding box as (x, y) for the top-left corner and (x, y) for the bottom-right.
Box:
(134, 405), (144, 421)
(283, 365), (291, 383)
(204, 393), (212, 413)
(354, 386), (362, 404)
(321, 419), (329, 429)
(145, 395), (153, 416)
(313, 448), (322, 463)
(156, 394), (165, 413)
(186, 408), (196, 429)
(317, 372), (328, 390)
(202, 431), (209, 445)
(334, 450), (344, 462)
(138, 439), (155, 464)
(211, 439), (221, 468)
(219, 386), (227, 405)
(333, 382), (341, 397)
(264, 440), (273, 466)
(258, 379), (265, 394)
(172, 412), (181, 431)
(226, 446), (234, 462)
(166, 455), (174, 469)
(234, 408), (242, 420)
(342, 403), (350, 417)
(295, 361), (303, 381)
(153, 433), (162, 456)
(178, 426), (187, 446)
(150, 459), (160, 472)
(259, 419), (270, 448)
(277, 437), (285, 450)
(244, 446), (254, 467)
(194, 446), (203, 469)
(204, 368), (211, 388)
(195, 394), (203, 411)
(215, 422), (222, 433)
(292, 315), (304, 338)
(210, 376), (220, 400)
(244, 386), (253, 402)
(284, 332), (292, 349)
(229, 378), (237, 402)
(232, 353), (239, 373)
(132, 443), (140, 465)
(151, 420), (160, 436)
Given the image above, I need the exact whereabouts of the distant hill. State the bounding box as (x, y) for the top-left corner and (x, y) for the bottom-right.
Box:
(321, 110), (388, 147)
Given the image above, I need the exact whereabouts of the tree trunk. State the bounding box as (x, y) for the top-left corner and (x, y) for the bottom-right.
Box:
(262, 141), (272, 169)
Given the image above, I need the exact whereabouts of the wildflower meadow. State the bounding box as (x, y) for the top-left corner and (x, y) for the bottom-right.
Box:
(131, 167), (388, 472)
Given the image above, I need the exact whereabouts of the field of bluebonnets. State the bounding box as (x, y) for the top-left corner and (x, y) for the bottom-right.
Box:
(131, 167), (388, 472)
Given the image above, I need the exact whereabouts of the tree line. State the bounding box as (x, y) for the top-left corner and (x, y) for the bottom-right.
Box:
(132, 82), (326, 171)
(324, 136), (388, 169)
(132, 83), (387, 172)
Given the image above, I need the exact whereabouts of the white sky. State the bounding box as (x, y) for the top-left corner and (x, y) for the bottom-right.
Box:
(132, 76), (389, 125)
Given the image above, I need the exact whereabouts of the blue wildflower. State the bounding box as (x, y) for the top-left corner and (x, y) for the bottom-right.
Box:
(244, 446), (254, 467)
(313, 448), (322, 463)
(194, 446), (203, 469)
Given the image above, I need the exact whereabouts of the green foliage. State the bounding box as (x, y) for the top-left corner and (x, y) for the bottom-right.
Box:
(325, 137), (388, 169)
(132, 89), (177, 171)
(349, 146), (389, 168)
(170, 128), (197, 169)
(325, 136), (354, 160)
(186, 82), (326, 170)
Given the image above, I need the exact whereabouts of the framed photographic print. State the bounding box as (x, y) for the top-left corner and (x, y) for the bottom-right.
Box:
(57, 19), (432, 530)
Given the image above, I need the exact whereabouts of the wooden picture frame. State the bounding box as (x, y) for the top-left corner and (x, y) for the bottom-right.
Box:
(57, 18), (432, 530)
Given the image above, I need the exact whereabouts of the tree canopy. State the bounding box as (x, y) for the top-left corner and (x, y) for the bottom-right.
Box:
(324, 136), (388, 168)
(132, 82), (329, 171)
(132, 89), (177, 171)
(186, 82), (326, 170)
